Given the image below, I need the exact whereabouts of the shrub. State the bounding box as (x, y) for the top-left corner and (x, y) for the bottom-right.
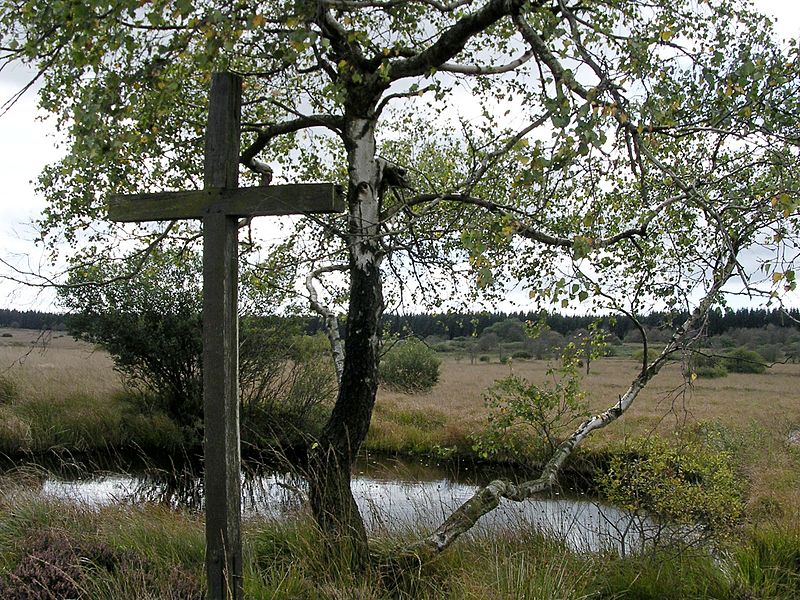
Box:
(693, 364), (729, 378)
(687, 352), (728, 379)
(380, 338), (441, 394)
(475, 354), (588, 459)
(598, 436), (744, 548)
(59, 250), (336, 446)
(479, 355), (490, 362)
(511, 350), (532, 360)
(725, 347), (767, 374)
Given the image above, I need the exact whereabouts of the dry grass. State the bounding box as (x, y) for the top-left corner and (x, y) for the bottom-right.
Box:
(0, 327), (123, 402)
(3, 326), (797, 451)
(376, 357), (800, 447)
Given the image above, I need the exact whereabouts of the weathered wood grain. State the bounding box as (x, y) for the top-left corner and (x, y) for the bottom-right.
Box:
(108, 183), (343, 222)
(202, 72), (243, 600)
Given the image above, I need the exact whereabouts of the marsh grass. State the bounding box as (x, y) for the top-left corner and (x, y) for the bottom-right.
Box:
(2, 488), (799, 599)
(375, 358), (800, 451)
(4, 327), (798, 462)
(0, 331), (189, 455)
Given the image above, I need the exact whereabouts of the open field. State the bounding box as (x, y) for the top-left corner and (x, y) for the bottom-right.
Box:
(376, 357), (800, 446)
(2, 326), (799, 455)
(0, 327), (124, 402)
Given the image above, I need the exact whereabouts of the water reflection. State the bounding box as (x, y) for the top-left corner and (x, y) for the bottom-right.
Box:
(16, 455), (660, 554)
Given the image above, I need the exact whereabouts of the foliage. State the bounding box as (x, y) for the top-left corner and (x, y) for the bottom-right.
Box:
(687, 351), (729, 379)
(60, 251), (204, 431)
(475, 347), (588, 459)
(724, 347), (768, 374)
(379, 338), (441, 394)
(598, 436), (744, 543)
(59, 250), (336, 444)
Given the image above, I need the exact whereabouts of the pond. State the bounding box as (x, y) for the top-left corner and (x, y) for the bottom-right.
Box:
(4, 454), (659, 555)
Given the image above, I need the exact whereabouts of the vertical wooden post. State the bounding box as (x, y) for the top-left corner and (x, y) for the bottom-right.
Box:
(202, 72), (242, 600)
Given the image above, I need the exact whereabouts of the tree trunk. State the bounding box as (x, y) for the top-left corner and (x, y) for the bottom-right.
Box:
(308, 111), (383, 574)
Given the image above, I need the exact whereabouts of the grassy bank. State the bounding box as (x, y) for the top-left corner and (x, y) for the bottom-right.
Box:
(0, 487), (798, 599)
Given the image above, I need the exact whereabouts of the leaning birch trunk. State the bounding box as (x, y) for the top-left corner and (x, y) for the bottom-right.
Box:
(413, 252), (739, 555)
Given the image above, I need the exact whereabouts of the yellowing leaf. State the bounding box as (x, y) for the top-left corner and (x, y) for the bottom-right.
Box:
(251, 14), (265, 27)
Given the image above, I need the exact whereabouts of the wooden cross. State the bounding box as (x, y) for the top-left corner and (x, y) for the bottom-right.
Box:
(108, 72), (343, 600)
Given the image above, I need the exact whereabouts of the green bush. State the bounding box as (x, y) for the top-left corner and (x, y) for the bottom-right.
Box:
(687, 352), (728, 379)
(475, 353), (588, 460)
(598, 436), (744, 544)
(479, 355), (490, 362)
(693, 364), (729, 378)
(380, 338), (441, 394)
(725, 347), (767, 374)
(59, 250), (335, 447)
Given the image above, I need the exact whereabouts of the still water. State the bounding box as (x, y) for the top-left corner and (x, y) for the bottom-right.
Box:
(15, 456), (657, 554)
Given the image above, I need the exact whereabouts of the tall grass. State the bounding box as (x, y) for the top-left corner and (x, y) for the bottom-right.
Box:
(2, 488), (799, 599)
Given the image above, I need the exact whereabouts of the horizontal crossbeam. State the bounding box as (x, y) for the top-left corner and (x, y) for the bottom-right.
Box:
(108, 183), (344, 222)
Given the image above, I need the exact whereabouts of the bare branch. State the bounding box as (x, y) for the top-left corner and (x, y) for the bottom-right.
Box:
(439, 49), (534, 75)
(305, 264), (349, 384)
(0, 224), (174, 290)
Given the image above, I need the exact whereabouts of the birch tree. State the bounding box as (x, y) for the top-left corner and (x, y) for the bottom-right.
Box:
(2, 0), (799, 573)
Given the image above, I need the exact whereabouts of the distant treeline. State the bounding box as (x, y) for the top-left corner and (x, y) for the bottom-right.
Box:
(0, 308), (67, 331)
(309, 308), (800, 341)
(3, 306), (798, 340)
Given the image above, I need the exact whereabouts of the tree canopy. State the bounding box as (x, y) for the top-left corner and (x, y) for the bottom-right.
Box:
(3, 0), (800, 576)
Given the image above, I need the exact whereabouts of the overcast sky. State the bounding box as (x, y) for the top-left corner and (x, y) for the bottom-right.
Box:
(0, 2), (798, 312)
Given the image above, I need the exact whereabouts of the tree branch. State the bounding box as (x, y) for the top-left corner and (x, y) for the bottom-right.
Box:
(305, 264), (348, 384)
(438, 49), (534, 75)
(413, 248), (740, 554)
(389, 0), (533, 80)
(239, 114), (344, 166)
